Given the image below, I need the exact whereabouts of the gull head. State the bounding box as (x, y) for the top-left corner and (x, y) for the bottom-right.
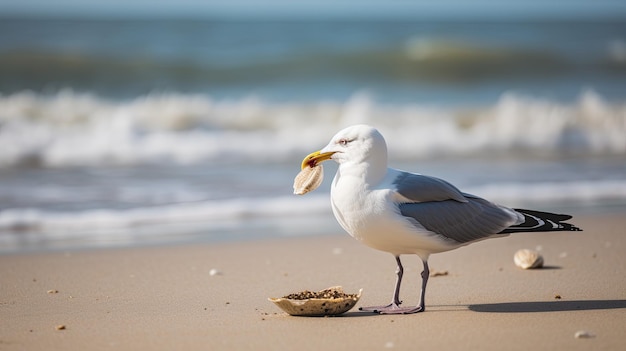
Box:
(302, 124), (388, 169)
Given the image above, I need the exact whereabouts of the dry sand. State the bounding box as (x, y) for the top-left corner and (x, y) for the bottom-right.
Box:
(1, 212), (625, 350)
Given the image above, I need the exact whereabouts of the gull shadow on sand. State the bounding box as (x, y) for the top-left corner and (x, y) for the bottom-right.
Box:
(469, 299), (626, 313)
(333, 299), (626, 317)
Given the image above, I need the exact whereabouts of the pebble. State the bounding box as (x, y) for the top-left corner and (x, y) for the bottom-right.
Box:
(430, 270), (449, 277)
(55, 325), (66, 331)
(574, 330), (595, 339)
(283, 288), (357, 300)
(209, 268), (222, 276)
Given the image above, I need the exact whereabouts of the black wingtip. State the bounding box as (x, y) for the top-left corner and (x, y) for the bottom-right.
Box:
(500, 209), (582, 234)
(513, 209), (573, 222)
(563, 223), (583, 232)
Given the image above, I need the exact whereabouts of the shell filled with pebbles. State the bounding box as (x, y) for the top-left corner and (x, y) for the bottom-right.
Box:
(269, 286), (362, 316)
(514, 249), (544, 269)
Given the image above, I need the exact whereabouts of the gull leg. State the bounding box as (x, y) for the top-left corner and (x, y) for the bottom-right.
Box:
(417, 259), (429, 311)
(378, 259), (429, 315)
(359, 256), (403, 312)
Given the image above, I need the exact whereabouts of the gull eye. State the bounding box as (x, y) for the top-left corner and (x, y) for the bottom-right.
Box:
(338, 138), (349, 146)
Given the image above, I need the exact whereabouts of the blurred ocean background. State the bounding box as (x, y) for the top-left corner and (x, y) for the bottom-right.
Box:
(1, 1), (626, 252)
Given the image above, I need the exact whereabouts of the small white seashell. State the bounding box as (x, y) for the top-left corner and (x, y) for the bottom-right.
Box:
(293, 164), (323, 195)
(209, 268), (222, 276)
(514, 249), (544, 269)
(574, 330), (595, 339)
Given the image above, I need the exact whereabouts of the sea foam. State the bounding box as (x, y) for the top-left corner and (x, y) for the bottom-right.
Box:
(1, 178), (625, 250)
(0, 89), (624, 168)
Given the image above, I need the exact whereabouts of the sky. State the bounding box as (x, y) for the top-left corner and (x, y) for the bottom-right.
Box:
(1, 0), (626, 19)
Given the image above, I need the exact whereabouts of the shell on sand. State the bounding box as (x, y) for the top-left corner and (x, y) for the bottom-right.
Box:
(514, 249), (544, 269)
(293, 165), (323, 195)
(269, 286), (362, 316)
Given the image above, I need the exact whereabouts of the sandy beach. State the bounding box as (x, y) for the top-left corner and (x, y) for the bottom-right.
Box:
(1, 212), (625, 350)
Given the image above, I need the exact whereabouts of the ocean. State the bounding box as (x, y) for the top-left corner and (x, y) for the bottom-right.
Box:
(1, 17), (625, 253)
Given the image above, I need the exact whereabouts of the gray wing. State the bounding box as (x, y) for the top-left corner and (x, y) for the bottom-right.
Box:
(398, 196), (520, 244)
(393, 172), (468, 203)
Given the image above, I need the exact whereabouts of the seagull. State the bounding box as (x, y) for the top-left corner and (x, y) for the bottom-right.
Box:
(303, 124), (581, 315)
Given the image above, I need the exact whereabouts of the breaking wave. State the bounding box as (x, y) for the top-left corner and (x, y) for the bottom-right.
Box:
(0, 89), (624, 168)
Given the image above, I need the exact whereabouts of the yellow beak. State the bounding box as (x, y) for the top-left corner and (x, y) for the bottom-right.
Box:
(301, 150), (336, 169)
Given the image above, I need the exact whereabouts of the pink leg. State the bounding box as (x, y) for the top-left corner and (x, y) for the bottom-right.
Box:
(360, 257), (429, 315)
(359, 256), (404, 312)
